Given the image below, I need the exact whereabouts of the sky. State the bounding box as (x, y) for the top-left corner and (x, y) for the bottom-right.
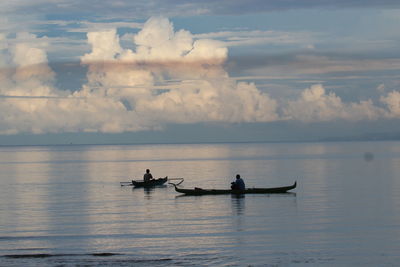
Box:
(1, 0), (400, 145)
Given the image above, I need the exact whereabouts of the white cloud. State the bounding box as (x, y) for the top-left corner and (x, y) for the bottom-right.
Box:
(0, 34), (53, 100)
(0, 17), (279, 134)
(81, 29), (123, 62)
(79, 17), (278, 130)
(1, 17), (400, 135)
(381, 91), (400, 117)
(284, 84), (385, 122)
(115, 17), (228, 63)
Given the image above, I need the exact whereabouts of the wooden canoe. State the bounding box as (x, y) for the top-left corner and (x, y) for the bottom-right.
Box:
(173, 181), (296, 195)
(131, 177), (168, 187)
(121, 177), (184, 187)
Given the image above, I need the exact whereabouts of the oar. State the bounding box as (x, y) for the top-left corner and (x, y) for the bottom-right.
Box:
(120, 181), (133, 186)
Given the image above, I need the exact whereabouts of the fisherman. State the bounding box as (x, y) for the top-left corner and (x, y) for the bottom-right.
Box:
(143, 169), (153, 182)
(231, 174), (245, 190)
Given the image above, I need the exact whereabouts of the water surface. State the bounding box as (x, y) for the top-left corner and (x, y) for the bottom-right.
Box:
(1, 141), (400, 266)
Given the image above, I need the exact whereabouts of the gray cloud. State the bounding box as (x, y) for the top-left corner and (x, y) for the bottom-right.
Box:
(2, 0), (400, 21)
(227, 52), (400, 79)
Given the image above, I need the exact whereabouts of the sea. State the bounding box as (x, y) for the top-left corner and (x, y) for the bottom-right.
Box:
(1, 141), (400, 266)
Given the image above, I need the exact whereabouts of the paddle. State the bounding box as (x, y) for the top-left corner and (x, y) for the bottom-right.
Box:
(120, 181), (133, 186)
(167, 177), (184, 181)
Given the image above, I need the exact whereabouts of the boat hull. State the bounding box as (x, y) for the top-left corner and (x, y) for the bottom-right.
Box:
(174, 181), (296, 195)
(132, 177), (168, 188)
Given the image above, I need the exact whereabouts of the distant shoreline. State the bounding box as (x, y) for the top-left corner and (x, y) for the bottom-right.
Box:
(1, 138), (400, 148)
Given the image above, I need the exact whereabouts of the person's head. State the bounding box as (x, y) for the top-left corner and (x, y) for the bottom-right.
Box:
(236, 174), (240, 179)
(146, 169), (150, 173)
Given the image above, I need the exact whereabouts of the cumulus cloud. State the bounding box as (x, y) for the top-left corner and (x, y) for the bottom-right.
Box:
(284, 84), (388, 122)
(0, 32), (72, 134)
(381, 91), (400, 117)
(0, 33), (59, 101)
(79, 17), (278, 131)
(1, 17), (400, 135)
(284, 84), (343, 122)
(0, 17), (279, 134)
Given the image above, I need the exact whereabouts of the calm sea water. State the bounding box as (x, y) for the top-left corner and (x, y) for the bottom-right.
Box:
(1, 141), (400, 266)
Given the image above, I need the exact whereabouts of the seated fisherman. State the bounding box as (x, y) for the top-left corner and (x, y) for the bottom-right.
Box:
(143, 169), (153, 182)
(231, 174), (245, 190)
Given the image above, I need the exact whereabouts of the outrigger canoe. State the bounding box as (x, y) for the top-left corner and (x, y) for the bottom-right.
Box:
(132, 177), (168, 187)
(172, 181), (296, 195)
(120, 177), (184, 188)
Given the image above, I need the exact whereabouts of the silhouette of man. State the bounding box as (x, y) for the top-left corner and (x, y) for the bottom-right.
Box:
(231, 174), (245, 190)
(143, 169), (153, 182)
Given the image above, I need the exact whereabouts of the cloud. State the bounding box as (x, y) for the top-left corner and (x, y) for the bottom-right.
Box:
(377, 83), (385, 92)
(0, 17), (279, 134)
(0, 33), (57, 97)
(234, 54), (400, 78)
(79, 17), (278, 130)
(3, 0), (400, 20)
(283, 84), (386, 122)
(1, 17), (400, 135)
(0, 32), (72, 134)
(194, 30), (316, 48)
(381, 91), (400, 117)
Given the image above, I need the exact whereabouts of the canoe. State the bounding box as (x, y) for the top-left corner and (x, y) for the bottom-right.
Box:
(173, 181), (296, 195)
(131, 177), (168, 187)
(120, 177), (184, 188)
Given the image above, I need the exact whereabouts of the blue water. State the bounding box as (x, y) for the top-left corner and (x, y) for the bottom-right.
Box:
(1, 141), (400, 266)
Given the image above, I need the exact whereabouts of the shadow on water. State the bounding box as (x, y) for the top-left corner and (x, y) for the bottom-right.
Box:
(174, 192), (297, 199)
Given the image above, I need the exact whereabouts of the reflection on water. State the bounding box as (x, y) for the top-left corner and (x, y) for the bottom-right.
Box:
(143, 187), (154, 197)
(142, 186), (163, 199)
(134, 185), (169, 199)
(231, 195), (245, 215)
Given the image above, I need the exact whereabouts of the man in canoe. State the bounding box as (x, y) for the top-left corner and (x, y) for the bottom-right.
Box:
(231, 174), (245, 190)
(143, 169), (153, 182)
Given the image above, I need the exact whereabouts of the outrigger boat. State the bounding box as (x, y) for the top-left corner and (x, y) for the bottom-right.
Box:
(171, 181), (296, 195)
(132, 177), (168, 187)
(120, 177), (184, 188)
